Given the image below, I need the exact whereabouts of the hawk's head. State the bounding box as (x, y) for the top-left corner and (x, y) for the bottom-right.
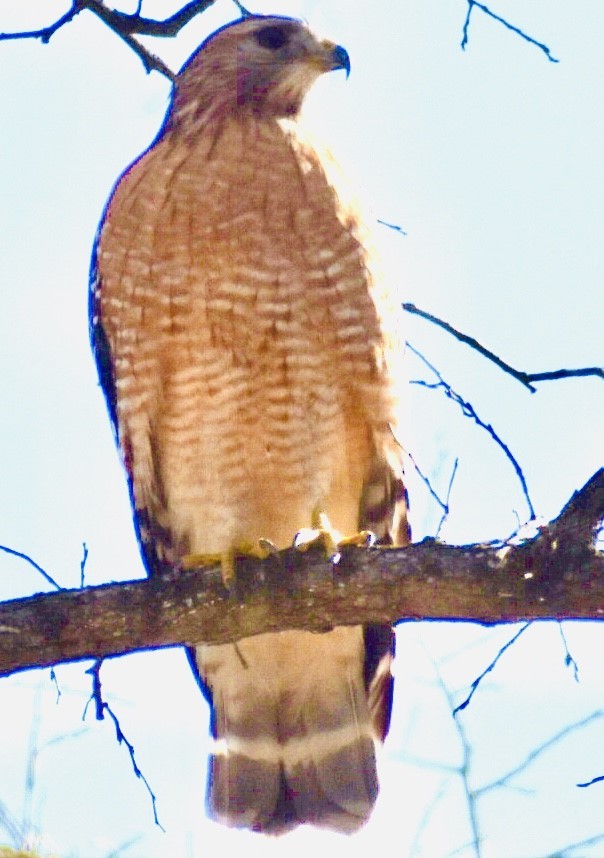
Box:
(171, 16), (350, 126)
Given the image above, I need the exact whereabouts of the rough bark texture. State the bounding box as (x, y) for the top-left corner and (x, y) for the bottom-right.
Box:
(0, 470), (602, 677)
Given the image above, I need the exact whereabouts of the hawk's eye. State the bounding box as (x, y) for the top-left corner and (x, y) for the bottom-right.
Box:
(255, 26), (289, 51)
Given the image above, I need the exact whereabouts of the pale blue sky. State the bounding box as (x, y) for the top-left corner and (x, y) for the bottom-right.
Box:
(0, 2), (602, 856)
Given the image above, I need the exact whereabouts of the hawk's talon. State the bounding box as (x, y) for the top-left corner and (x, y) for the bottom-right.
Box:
(182, 539), (275, 586)
(338, 530), (376, 548)
(258, 537), (279, 556)
(294, 513), (376, 562)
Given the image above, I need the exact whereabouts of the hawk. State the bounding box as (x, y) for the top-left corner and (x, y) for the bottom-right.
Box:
(90, 14), (409, 834)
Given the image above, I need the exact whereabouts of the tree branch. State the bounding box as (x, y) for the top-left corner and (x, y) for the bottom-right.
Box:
(408, 343), (536, 519)
(0, 0), (83, 44)
(460, 1), (559, 63)
(0, 471), (602, 678)
(85, 0), (217, 37)
(403, 303), (604, 392)
(0, 0), (222, 79)
(1, 0), (564, 82)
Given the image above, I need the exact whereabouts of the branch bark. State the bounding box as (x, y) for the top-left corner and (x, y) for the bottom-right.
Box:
(1, 470), (602, 677)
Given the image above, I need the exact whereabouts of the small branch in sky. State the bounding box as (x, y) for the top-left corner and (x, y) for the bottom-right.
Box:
(84, 659), (164, 830)
(453, 622), (531, 715)
(432, 662), (483, 854)
(86, 0), (217, 37)
(407, 343), (536, 520)
(537, 832), (604, 858)
(0, 0), (83, 44)
(436, 458), (459, 539)
(558, 624), (580, 682)
(378, 218), (408, 236)
(476, 711), (604, 795)
(461, 0), (559, 63)
(231, 0), (253, 17)
(577, 774), (604, 788)
(404, 448), (448, 514)
(0, 544), (61, 590)
(402, 303), (603, 391)
(0, 0), (221, 80)
(525, 366), (604, 384)
(80, 542), (89, 589)
(49, 667), (62, 703)
(103, 23), (174, 79)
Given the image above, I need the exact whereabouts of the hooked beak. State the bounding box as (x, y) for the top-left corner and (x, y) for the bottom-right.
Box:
(317, 40), (351, 78)
(329, 43), (351, 78)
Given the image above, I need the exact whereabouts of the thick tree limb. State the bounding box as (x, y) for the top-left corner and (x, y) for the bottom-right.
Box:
(0, 470), (602, 677)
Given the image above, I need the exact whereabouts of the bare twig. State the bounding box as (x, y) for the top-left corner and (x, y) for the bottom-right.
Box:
(0, 0), (221, 80)
(106, 26), (174, 78)
(378, 218), (408, 236)
(85, 0), (217, 37)
(80, 542), (89, 589)
(527, 366), (604, 384)
(407, 343), (536, 519)
(577, 773), (604, 788)
(0, 798), (23, 848)
(558, 624), (579, 682)
(104, 835), (144, 858)
(0, 545), (61, 590)
(403, 303), (603, 392)
(404, 448), (448, 513)
(84, 660), (164, 830)
(0, 0), (83, 44)
(436, 458), (459, 538)
(49, 667), (62, 703)
(434, 663), (482, 856)
(231, 0), (252, 17)
(538, 831), (604, 858)
(453, 623), (531, 715)
(460, 0), (559, 62)
(477, 711), (604, 795)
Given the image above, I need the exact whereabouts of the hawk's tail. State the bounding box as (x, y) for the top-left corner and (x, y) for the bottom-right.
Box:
(193, 624), (393, 834)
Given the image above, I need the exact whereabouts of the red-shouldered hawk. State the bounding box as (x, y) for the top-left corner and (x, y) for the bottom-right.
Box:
(90, 14), (409, 834)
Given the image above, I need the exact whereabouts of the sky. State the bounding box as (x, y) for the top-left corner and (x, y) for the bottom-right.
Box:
(0, 1), (602, 856)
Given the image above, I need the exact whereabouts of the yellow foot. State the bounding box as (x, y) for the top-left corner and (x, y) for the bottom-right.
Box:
(294, 512), (375, 562)
(182, 539), (277, 587)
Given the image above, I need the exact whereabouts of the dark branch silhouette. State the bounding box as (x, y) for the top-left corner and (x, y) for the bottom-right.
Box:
(435, 457), (459, 538)
(558, 623), (580, 682)
(1, 0), (562, 80)
(0, 1), (82, 44)
(453, 622), (531, 715)
(461, 0), (559, 62)
(79, 542), (89, 589)
(0, 0), (222, 79)
(0, 470), (601, 678)
(83, 660), (164, 830)
(403, 303), (603, 392)
(403, 448), (448, 513)
(407, 343), (536, 519)
(0, 545), (61, 591)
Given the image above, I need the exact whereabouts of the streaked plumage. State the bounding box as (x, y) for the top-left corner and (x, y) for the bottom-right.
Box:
(90, 14), (409, 834)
